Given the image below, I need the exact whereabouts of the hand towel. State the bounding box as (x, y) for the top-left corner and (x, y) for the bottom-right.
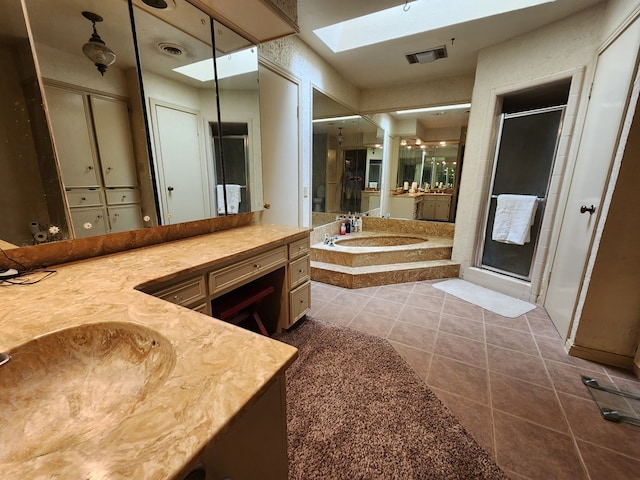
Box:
(492, 194), (538, 245)
(216, 184), (242, 214)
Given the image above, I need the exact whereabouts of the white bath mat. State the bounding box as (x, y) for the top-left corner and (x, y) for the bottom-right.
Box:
(433, 279), (536, 318)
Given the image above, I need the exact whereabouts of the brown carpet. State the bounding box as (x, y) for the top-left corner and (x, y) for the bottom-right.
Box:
(276, 318), (508, 480)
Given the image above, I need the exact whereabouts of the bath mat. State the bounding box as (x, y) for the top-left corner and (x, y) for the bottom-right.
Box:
(277, 319), (508, 479)
(433, 278), (536, 318)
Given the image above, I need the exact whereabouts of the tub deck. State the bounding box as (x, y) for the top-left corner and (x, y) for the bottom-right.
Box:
(310, 231), (459, 288)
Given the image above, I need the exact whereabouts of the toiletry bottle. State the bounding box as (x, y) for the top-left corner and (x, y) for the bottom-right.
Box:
(340, 223), (346, 235)
(345, 218), (351, 234)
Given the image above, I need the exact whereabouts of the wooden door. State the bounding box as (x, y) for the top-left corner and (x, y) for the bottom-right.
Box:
(151, 102), (209, 224)
(544, 18), (640, 339)
(259, 66), (300, 226)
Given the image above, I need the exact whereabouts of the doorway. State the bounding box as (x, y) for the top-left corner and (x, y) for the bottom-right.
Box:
(150, 101), (209, 224)
(480, 106), (565, 279)
(211, 122), (251, 214)
(341, 149), (366, 212)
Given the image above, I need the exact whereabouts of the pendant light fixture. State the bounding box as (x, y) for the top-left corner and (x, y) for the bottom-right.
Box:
(337, 127), (344, 146)
(81, 11), (116, 76)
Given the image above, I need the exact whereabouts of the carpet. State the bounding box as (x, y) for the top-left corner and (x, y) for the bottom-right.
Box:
(433, 278), (535, 318)
(276, 319), (508, 480)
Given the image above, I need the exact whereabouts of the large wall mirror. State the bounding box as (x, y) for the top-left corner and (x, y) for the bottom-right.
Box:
(312, 89), (384, 227)
(0, 0), (262, 249)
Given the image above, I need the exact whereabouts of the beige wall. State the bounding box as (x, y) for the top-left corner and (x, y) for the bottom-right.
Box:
(451, 3), (606, 299)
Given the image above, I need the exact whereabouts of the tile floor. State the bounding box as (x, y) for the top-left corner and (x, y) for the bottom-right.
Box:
(308, 279), (640, 480)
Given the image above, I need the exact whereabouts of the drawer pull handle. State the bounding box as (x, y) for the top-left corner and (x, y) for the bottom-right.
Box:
(173, 295), (183, 301)
(298, 269), (303, 273)
(254, 264), (261, 268)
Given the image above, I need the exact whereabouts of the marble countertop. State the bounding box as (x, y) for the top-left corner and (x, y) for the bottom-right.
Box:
(390, 192), (452, 198)
(0, 224), (307, 479)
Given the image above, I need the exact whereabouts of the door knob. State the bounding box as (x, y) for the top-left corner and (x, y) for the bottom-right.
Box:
(168, 186), (174, 192)
(263, 202), (271, 209)
(580, 204), (595, 214)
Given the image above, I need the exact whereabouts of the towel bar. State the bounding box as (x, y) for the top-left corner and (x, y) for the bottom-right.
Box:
(490, 195), (545, 202)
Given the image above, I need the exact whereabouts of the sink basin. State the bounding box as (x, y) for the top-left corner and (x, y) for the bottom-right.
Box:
(0, 322), (176, 463)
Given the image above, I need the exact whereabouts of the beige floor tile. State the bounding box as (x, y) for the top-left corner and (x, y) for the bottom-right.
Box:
(434, 331), (487, 368)
(490, 372), (569, 433)
(387, 321), (438, 352)
(494, 413), (587, 479)
(438, 313), (484, 341)
(487, 345), (552, 388)
(427, 354), (490, 405)
(396, 305), (440, 330)
(485, 324), (539, 356)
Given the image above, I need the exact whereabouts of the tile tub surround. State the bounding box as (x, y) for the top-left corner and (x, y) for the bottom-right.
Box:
(312, 232), (453, 267)
(311, 219), (459, 288)
(0, 224), (306, 479)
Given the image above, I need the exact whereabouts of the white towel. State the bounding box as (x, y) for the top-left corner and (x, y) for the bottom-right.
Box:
(492, 194), (538, 245)
(216, 184), (242, 214)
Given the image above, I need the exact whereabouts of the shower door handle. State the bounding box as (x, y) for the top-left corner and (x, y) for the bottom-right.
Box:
(580, 204), (595, 215)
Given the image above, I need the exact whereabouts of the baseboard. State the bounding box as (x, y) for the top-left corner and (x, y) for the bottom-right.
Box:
(567, 342), (634, 371)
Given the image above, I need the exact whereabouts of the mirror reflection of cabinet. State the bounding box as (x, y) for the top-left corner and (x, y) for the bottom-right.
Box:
(45, 84), (142, 238)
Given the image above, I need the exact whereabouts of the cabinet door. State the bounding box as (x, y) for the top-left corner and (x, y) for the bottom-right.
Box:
(45, 86), (100, 187)
(108, 204), (143, 233)
(422, 198), (436, 219)
(434, 198), (451, 221)
(69, 207), (108, 238)
(91, 96), (138, 187)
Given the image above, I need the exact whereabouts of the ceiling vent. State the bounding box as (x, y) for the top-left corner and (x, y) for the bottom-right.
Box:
(158, 42), (185, 56)
(405, 45), (448, 65)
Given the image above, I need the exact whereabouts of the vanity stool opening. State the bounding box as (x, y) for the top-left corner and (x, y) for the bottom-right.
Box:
(212, 285), (274, 336)
(210, 269), (285, 336)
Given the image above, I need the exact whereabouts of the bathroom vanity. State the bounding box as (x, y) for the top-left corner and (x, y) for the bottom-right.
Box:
(388, 192), (452, 221)
(0, 224), (308, 479)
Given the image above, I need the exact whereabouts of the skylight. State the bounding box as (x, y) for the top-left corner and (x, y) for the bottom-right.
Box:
(173, 47), (257, 82)
(314, 0), (556, 53)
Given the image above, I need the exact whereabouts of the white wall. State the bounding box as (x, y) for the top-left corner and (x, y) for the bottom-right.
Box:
(259, 36), (362, 227)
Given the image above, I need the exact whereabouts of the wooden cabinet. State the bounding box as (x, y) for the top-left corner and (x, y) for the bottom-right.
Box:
(45, 84), (143, 238)
(361, 191), (381, 212)
(142, 233), (311, 333)
(420, 194), (452, 221)
(189, 374), (288, 479)
(45, 87), (100, 188)
(90, 96), (138, 188)
(287, 236), (310, 328)
(68, 205), (109, 238)
(389, 194), (422, 220)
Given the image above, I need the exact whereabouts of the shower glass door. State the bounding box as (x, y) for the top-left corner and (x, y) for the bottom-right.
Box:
(480, 106), (564, 279)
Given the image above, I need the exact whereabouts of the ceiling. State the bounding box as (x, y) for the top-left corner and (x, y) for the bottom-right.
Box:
(298, 0), (603, 134)
(296, 0), (603, 90)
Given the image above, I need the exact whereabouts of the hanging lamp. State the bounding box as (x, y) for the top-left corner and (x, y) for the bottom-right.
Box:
(81, 11), (116, 76)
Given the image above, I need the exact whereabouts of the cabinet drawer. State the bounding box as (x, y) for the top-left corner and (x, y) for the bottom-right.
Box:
(154, 276), (206, 307)
(105, 188), (141, 205)
(289, 282), (310, 327)
(66, 189), (103, 207)
(288, 237), (310, 260)
(209, 246), (287, 295)
(289, 255), (310, 288)
(191, 302), (210, 315)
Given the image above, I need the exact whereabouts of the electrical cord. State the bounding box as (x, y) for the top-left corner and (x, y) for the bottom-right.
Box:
(0, 247), (56, 286)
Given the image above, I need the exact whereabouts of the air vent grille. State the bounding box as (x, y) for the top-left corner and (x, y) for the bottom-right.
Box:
(158, 42), (185, 56)
(405, 45), (448, 65)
